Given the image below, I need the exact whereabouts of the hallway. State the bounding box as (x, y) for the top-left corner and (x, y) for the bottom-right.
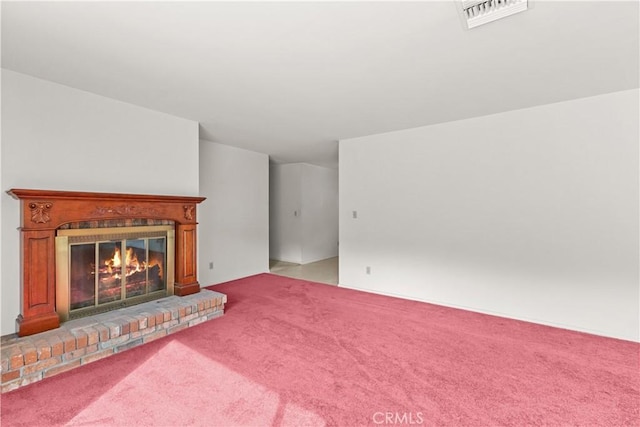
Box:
(269, 257), (338, 285)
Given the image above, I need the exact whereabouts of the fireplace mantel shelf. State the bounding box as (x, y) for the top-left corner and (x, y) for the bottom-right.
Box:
(9, 189), (206, 204)
(8, 189), (206, 231)
(8, 189), (206, 336)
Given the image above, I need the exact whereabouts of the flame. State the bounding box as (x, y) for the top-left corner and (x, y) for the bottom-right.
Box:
(104, 248), (121, 273)
(113, 249), (121, 267)
(104, 247), (146, 276)
(125, 247), (145, 274)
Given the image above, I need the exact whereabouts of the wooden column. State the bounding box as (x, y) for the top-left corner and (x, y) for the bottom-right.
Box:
(8, 189), (206, 336)
(17, 229), (60, 335)
(174, 223), (199, 296)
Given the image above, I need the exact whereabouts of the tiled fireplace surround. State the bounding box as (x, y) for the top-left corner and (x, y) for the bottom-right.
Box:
(1, 189), (227, 392)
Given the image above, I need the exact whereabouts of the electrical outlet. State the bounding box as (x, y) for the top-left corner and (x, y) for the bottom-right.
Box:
(209, 261), (214, 270)
(366, 266), (371, 275)
(352, 211), (358, 219)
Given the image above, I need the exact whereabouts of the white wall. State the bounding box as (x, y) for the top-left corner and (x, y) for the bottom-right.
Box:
(339, 89), (639, 342)
(198, 141), (269, 285)
(0, 67), (3, 335)
(301, 164), (339, 264)
(270, 163), (338, 264)
(1, 70), (199, 336)
(269, 164), (303, 263)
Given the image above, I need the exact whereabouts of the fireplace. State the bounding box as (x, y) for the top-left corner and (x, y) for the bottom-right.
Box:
(8, 189), (206, 336)
(56, 225), (175, 321)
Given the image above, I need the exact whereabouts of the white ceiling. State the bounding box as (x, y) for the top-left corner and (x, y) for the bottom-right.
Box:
(2, 1), (638, 168)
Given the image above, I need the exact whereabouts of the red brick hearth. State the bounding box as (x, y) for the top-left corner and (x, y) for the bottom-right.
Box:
(1, 290), (226, 393)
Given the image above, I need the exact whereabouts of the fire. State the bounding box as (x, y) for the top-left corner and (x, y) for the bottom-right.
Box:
(104, 247), (146, 276)
(125, 248), (145, 274)
(112, 249), (121, 267)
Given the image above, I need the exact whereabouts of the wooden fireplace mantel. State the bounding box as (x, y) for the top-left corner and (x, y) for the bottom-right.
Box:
(8, 189), (206, 336)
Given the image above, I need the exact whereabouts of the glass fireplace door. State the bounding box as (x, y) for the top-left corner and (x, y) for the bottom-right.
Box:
(56, 226), (174, 321)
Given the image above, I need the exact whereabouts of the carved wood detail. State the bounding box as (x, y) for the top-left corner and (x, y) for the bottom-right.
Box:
(29, 202), (53, 224)
(8, 189), (206, 336)
(91, 205), (161, 217)
(183, 205), (194, 221)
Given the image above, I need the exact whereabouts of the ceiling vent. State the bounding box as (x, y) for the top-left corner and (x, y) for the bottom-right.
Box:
(462, 0), (528, 29)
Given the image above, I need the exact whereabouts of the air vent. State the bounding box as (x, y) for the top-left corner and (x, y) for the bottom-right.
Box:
(462, 0), (528, 29)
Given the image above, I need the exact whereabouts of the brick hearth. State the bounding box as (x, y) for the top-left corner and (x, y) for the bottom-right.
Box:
(1, 289), (226, 393)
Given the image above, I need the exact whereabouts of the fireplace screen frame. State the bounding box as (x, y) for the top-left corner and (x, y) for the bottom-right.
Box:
(55, 225), (175, 321)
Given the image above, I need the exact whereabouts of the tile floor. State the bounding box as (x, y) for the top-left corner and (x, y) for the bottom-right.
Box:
(269, 257), (338, 285)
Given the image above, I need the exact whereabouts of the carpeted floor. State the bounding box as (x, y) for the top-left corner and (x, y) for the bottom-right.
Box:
(1, 273), (638, 426)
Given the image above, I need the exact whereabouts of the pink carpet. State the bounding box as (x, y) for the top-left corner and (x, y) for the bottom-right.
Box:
(1, 273), (638, 426)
